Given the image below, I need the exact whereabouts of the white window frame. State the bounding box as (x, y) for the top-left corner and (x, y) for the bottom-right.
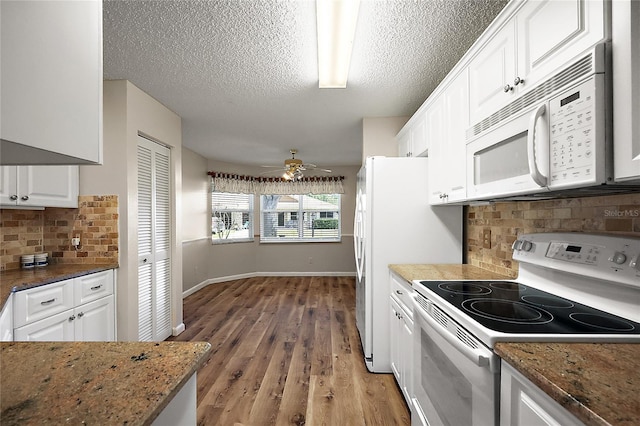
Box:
(211, 191), (254, 244)
(260, 194), (341, 243)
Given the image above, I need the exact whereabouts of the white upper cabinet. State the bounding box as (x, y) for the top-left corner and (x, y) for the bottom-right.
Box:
(468, 21), (517, 125)
(611, 0), (640, 182)
(0, 166), (79, 208)
(0, 0), (103, 165)
(397, 111), (428, 158)
(469, 0), (605, 126)
(516, 0), (605, 92)
(428, 69), (469, 204)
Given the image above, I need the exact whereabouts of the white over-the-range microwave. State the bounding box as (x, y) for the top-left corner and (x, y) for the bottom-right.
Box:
(466, 43), (635, 201)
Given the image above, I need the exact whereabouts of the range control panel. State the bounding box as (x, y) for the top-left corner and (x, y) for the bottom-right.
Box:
(512, 233), (640, 289)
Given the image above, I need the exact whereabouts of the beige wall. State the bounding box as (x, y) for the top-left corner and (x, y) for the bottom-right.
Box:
(362, 117), (408, 161)
(81, 80), (183, 341)
(466, 193), (640, 278)
(181, 150), (358, 294)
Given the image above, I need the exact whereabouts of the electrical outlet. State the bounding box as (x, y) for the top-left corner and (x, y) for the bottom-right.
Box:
(72, 237), (80, 247)
(482, 229), (492, 249)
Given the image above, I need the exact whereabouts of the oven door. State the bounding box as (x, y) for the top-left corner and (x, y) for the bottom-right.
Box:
(412, 293), (499, 426)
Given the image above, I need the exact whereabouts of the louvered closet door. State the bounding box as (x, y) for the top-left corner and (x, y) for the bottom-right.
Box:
(137, 136), (172, 342)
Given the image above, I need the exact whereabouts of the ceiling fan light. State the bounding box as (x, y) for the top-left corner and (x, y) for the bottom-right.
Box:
(317, 0), (361, 89)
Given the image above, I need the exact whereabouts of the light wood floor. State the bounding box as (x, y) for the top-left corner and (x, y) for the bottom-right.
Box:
(168, 276), (410, 426)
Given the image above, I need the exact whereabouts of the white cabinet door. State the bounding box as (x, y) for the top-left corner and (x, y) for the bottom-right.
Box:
(397, 113), (428, 158)
(14, 310), (75, 342)
(411, 113), (429, 158)
(442, 70), (469, 202)
(468, 20), (517, 124)
(0, 297), (13, 342)
(0, 166), (79, 207)
(0, 0), (102, 164)
(389, 297), (402, 381)
(427, 69), (468, 204)
(0, 167), (18, 205)
(426, 94), (448, 204)
(612, 0), (640, 182)
(516, 0), (605, 92)
(400, 310), (413, 405)
(75, 296), (115, 342)
(501, 361), (584, 426)
(398, 131), (412, 157)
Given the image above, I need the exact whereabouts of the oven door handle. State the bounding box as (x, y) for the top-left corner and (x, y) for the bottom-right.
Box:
(415, 299), (491, 368)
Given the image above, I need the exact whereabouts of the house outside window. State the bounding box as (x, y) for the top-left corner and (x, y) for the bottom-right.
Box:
(260, 194), (341, 242)
(211, 191), (253, 243)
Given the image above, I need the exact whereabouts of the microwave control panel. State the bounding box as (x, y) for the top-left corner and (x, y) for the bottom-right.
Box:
(548, 76), (602, 187)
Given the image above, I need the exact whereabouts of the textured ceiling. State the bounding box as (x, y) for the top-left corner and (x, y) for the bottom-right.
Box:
(103, 0), (508, 168)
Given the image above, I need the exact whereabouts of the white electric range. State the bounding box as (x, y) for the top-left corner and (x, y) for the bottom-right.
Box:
(410, 232), (640, 426)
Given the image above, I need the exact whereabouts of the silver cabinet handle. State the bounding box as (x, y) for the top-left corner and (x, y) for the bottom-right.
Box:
(10, 195), (18, 201)
(41, 298), (56, 305)
(396, 290), (403, 295)
(503, 84), (513, 92)
(514, 76), (524, 86)
(90, 284), (103, 291)
(69, 315), (76, 321)
(77, 312), (84, 318)
(21, 195), (29, 201)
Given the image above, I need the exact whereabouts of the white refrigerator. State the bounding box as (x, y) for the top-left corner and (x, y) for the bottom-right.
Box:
(354, 156), (462, 373)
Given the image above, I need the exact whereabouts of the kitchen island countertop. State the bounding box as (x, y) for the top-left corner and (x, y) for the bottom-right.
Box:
(495, 342), (640, 426)
(0, 341), (211, 425)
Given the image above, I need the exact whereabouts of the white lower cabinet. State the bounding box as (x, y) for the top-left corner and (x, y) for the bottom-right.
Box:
(389, 271), (414, 407)
(13, 270), (116, 342)
(500, 361), (584, 426)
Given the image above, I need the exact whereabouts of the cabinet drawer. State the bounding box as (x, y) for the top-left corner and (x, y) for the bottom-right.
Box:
(390, 272), (414, 314)
(74, 270), (114, 306)
(13, 280), (74, 328)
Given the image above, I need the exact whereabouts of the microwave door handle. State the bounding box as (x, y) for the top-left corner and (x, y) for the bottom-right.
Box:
(527, 104), (548, 187)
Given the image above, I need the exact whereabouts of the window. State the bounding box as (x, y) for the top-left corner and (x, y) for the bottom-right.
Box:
(211, 192), (253, 243)
(260, 194), (341, 242)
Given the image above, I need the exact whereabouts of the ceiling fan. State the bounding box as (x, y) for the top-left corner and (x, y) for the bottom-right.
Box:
(261, 149), (332, 180)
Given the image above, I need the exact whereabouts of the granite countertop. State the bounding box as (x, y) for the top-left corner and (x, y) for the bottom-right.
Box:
(0, 263), (118, 312)
(0, 341), (211, 425)
(495, 342), (640, 426)
(389, 263), (512, 283)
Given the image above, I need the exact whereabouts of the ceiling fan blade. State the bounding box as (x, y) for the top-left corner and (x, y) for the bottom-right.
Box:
(259, 168), (286, 175)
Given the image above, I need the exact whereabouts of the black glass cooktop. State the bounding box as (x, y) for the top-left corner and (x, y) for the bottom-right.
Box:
(417, 280), (640, 334)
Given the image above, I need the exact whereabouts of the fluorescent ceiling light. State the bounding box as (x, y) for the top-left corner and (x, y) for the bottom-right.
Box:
(316, 0), (361, 88)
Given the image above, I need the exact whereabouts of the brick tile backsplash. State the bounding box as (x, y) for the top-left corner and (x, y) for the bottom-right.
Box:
(466, 193), (640, 278)
(1, 195), (119, 271)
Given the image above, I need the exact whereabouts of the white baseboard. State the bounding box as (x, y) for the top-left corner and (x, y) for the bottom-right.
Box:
(172, 322), (186, 336)
(182, 271), (356, 298)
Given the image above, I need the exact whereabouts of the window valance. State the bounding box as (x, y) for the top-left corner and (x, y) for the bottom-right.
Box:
(208, 171), (345, 195)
